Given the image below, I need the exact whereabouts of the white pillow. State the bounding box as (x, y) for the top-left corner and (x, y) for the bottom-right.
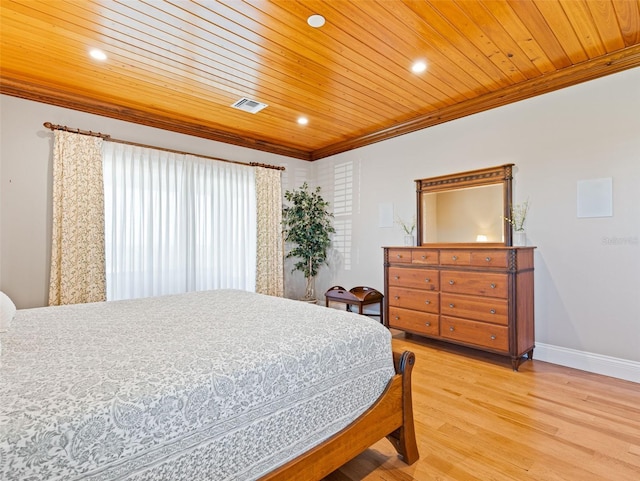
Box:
(0, 291), (16, 332)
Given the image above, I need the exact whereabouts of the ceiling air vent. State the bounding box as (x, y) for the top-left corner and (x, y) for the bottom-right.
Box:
(231, 97), (268, 114)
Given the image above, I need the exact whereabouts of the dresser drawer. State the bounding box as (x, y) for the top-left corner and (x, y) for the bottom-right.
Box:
(441, 271), (508, 298)
(388, 267), (439, 290)
(389, 307), (439, 336)
(470, 250), (509, 268)
(440, 250), (471, 266)
(389, 287), (439, 314)
(440, 316), (509, 352)
(441, 293), (508, 325)
(411, 249), (439, 265)
(388, 249), (412, 263)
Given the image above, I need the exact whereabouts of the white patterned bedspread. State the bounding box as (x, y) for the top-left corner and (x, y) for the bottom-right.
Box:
(0, 290), (395, 481)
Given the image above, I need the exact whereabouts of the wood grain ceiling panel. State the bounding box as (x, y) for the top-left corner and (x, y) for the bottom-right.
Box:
(612, 0), (640, 45)
(354, 1), (479, 102)
(587, 1), (627, 52)
(399, 1), (514, 91)
(1, 0), (639, 160)
(534, 0), (591, 63)
(453, 0), (542, 80)
(560, 0), (608, 58)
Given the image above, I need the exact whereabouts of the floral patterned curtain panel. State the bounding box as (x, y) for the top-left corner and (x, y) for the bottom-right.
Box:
(255, 167), (284, 297)
(49, 131), (106, 305)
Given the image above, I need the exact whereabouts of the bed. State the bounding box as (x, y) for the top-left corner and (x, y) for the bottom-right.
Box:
(0, 289), (417, 480)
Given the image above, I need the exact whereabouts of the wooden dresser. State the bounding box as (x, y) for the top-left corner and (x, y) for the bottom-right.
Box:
(384, 245), (535, 370)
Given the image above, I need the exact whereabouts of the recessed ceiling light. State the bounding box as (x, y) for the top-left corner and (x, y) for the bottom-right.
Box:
(411, 60), (427, 74)
(297, 117), (309, 125)
(307, 14), (325, 28)
(89, 49), (107, 61)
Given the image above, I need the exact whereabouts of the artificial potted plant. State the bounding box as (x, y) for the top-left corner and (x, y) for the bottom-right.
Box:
(282, 182), (335, 301)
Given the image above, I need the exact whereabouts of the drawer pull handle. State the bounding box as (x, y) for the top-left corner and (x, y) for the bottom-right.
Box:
(449, 280), (455, 285)
(421, 255), (426, 259)
(449, 326), (455, 332)
(490, 335), (497, 340)
(425, 278), (430, 282)
(425, 300), (430, 305)
(394, 276), (399, 280)
(396, 254), (402, 259)
(425, 322), (431, 327)
(394, 296), (399, 300)
(395, 316), (399, 320)
(452, 255), (458, 261)
(490, 309), (496, 314)
(485, 256), (491, 262)
(490, 283), (496, 289)
(449, 303), (455, 308)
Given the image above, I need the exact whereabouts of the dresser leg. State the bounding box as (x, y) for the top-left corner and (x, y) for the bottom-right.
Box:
(512, 350), (534, 370)
(511, 358), (520, 371)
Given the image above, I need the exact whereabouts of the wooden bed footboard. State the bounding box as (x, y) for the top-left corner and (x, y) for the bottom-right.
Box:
(260, 350), (419, 481)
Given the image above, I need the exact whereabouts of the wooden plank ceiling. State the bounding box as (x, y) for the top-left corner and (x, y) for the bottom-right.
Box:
(1, 0), (640, 161)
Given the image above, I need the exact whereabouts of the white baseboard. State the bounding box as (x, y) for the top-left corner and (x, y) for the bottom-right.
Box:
(535, 343), (640, 384)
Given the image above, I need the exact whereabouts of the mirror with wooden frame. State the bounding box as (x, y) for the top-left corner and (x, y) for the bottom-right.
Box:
(416, 164), (513, 246)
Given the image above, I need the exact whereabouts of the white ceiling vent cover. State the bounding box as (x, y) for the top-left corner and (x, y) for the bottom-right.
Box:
(231, 97), (268, 114)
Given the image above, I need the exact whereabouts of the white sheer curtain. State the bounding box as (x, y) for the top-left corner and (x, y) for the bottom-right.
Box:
(102, 142), (256, 301)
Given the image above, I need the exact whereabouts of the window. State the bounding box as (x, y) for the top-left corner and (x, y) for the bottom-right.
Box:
(332, 161), (355, 270)
(102, 143), (256, 300)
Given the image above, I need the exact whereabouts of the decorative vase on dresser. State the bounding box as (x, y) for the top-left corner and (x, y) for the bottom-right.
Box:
(404, 235), (415, 246)
(384, 246), (535, 370)
(513, 231), (527, 246)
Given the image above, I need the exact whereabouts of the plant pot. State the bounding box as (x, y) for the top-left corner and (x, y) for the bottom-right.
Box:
(513, 231), (527, 247)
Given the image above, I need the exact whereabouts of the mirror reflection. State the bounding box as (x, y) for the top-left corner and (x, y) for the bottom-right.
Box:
(421, 184), (504, 243)
(416, 164), (513, 245)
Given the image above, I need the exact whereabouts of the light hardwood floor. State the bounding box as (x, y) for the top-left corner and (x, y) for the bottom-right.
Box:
(325, 332), (640, 481)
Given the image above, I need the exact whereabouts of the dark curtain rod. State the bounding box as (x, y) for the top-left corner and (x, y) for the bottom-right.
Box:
(43, 122), (285, 171)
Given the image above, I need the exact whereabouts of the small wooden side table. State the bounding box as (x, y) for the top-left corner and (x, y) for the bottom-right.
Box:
(324, 286), (384, 324)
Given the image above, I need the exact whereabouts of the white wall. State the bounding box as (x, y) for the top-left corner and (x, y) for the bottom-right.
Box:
(314, 68), (640, 372)
(0, 95), (312, 308)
